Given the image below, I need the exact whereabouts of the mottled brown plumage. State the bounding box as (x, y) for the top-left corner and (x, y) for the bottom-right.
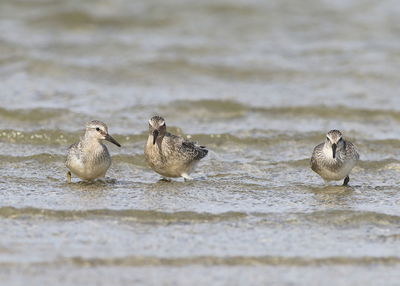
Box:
(144, 116), (208, 180)
(311, 130), (359, 186)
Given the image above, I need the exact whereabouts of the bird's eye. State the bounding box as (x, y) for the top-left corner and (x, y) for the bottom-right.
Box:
(96, 127), (100, 131)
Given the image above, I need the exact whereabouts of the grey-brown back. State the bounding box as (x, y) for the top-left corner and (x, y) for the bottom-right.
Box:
(165, 132), (208, 162)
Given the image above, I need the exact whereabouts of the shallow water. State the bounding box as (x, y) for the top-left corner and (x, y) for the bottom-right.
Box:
(1, 0), (400, 285)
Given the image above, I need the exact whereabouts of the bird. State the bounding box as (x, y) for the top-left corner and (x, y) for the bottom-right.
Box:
(65, 120), (121, 183)
(144, 115), (208, 181)
(311, 129), (359, 186)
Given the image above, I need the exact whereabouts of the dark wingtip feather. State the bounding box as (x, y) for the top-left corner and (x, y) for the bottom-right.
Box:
(198, 147), (208, 159)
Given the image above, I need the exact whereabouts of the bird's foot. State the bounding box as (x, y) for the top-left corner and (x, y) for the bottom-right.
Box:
(104, 178), (117, 184)
(343, 176), (350, 186)
(182, 173), (193, 182)
(159, 177), (172, 182)
(95, 177), (108, 184)
(67, 171), (72, 183)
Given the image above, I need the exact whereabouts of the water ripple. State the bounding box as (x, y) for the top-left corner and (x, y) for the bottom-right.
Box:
(1, 255), (399, 267)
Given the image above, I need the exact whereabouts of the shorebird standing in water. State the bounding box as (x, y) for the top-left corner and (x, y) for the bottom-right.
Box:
(66, 120), (121, 183)
(144, 116), (208, 181)
(311, 130), (359, 186)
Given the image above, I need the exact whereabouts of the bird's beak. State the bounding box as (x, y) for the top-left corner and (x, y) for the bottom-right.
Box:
(332, 143), (337, 159)
(105, 134), (121, 147)
(152, 130), (159, 145)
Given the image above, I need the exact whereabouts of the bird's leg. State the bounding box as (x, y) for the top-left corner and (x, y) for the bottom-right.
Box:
(182, 173), (193, 182)
(343, 176), (350, 186)
(159, 177), (171, 182)
(67, 171), (72, 183)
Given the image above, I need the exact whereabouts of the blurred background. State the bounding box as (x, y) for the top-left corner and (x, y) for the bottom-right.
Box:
(1, 0), (400, 285)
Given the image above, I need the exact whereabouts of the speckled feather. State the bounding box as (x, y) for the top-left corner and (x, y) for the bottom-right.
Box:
(311, 141), (359, 173)
(144, 118), (208, 178)
(66, 140), (111, 168)
(65, 120), (117, 181)
(311, 131), (359, 182)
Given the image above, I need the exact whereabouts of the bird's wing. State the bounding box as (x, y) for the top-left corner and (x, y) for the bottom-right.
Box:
(310, 143), (324, 172)
(181, 140), (208, 160)
(66, 142), (81, 163)
(345, 141), (360, 161)
(167, 133), (208, 161)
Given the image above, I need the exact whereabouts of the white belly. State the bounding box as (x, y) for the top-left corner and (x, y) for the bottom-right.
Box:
(318, 161), (356, 181)
(68, 157), (111, 180)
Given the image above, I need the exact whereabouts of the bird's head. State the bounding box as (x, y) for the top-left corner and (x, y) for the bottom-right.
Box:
(85, 120), (121, 147)
(325, 129), (344, 159)
(148, 116), (167, 145)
